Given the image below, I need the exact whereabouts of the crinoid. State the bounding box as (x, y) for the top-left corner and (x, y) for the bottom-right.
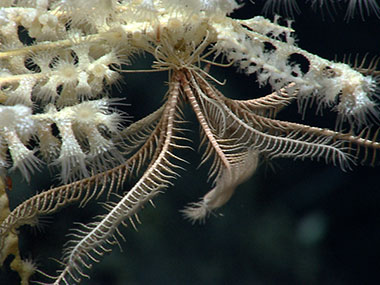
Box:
(0, 1), (379, 284)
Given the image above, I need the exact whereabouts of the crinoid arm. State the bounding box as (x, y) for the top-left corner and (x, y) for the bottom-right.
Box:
(41, 75), (184, 284)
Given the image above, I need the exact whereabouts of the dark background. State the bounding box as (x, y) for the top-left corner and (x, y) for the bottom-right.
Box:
(2, 1), (380, 284)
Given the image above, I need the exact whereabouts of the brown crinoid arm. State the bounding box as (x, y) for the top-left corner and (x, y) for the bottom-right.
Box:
(180, 70), (259, 222)
(233, 83), (299, 117)
(118, 105), (165, 156)
(198, 74), (380, 168)
(179, 68), (380, 223)
(214, 85), (380, 167)
(48, 74), (185, 284)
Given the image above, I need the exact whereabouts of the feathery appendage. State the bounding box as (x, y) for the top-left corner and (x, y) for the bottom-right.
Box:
(0, 1), (379, 284)
(49, 76), (184, 284)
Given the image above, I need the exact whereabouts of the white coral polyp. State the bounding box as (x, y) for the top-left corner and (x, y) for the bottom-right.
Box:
(6, 131), (41, 182)
(54, 120), (89, 183)
(70, 99), (124, 172)
(0, 105), (34, 140)
(72, 99), (121, 130)
(0, 105), (40, 181)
